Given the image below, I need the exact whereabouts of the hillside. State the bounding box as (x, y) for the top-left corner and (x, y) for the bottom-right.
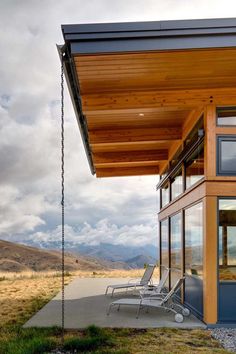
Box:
(0, 240), (129, 272)
(125, 254), (157, 268)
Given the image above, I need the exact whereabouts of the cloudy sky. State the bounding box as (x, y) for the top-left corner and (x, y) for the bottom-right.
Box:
(1, 0), (236, 249)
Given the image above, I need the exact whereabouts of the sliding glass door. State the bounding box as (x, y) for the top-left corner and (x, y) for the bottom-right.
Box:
(184, 202), (203, 316)
(170, 213), (182, 288)
(160, 219), (169, 288)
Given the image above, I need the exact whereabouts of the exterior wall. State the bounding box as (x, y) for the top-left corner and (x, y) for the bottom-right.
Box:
(158, 104), (236, 324)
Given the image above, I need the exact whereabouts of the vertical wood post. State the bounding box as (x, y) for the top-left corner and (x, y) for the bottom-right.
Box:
(203, 196), (218, 324)
(204, 105), (216, 178)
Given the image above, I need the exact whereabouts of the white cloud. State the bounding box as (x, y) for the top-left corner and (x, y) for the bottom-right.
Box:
(29, 218), (157, 247)
(0, 0), (235, 247)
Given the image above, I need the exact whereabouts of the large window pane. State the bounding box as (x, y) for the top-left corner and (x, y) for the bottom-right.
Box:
(217, 107), (236, 126)
(185, 202), (203, 316)
(171, 169), (183, 200)
(185, 142), (204, 189)
(170, 213), (181, 287)
(185, 203), (203, 278)
(161, 184), (169, 208)
(218, 137), (236, 175)
(219, 199), (236, 281)
(161, 219), (169, 287)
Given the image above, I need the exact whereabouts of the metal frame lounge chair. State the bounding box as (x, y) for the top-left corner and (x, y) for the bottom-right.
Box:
(105, 264), (156, 297)
(107, 277), (190, 323)
(140, 266), (169, 297)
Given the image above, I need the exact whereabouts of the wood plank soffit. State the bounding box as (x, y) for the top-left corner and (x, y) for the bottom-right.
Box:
(93, 150), (168, 164)
(96, 165), (159, 177)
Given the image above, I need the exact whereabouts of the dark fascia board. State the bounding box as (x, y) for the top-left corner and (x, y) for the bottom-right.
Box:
(57, 45), (95, 175)
(61, 17), (236, 54)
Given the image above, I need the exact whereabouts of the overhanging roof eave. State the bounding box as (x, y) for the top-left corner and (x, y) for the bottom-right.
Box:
(62, 17), (236, 55)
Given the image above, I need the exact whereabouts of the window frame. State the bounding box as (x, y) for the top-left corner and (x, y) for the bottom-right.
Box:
(217, 135), (236, 176)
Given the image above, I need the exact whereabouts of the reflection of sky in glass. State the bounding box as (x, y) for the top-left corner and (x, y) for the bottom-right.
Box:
(185, 204), (203, 247)
(219, 199), (236, 210)
(185, 202), (203, 276)
(221, 141), (236, 172)
(171, 173), (182, 200)
(218, 116), (236, 125)
(171, 213), (181, 270)
(161, 219), (169, 272)
(162, 186), (169, 207)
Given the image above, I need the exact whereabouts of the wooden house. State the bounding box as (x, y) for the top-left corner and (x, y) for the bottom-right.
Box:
(59, 18), (236, 325)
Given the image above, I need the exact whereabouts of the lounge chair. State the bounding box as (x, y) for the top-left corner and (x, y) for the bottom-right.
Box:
(140, 266), (169, 297)
(107, 277), (189, 323)
(105, 264), (156, 297)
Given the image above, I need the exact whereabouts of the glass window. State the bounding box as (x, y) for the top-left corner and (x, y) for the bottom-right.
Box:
(185, 203), (203, 278)
(218, 136), (236, 175)
(171, 169), (183, 200)
(161, 183), (169, 208)
(219, 199), (236, 281)
(170, 213), (182, 287)
(161, 219), (169, 287)
(217, 107), (236, 126)
(185, 142), (204, 189)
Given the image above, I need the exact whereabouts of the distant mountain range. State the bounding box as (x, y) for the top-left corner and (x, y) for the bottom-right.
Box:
(11, 238), (158, 266)
(0, 239), (130, 272)
(0, 239), (158, 272)
(73, 243), (158, 263)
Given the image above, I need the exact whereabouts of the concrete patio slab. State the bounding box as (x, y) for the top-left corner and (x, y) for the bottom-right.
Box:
(24, 278), (206, 329)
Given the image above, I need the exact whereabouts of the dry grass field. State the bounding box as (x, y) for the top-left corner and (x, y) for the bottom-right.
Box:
(0, 269), (150, 327)
(0, 269), (229, 354)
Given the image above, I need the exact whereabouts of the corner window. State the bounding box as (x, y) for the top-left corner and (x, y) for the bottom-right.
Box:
(185, 142), (204, 189)
(217, 107), (236, 126)
(171, 169), (183, 201)
(161, 183), (169, 208)
(217, 136), (236, 175)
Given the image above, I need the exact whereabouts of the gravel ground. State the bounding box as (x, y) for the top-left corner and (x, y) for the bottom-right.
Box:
(211, 328), (236, 352)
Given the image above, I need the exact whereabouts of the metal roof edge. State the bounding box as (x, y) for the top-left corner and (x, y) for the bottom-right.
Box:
(61, 17), (236, 36)
(56, 44), (96, 176)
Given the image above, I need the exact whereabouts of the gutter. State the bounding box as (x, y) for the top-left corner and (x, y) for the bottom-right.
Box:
(57, 44), (95, 175)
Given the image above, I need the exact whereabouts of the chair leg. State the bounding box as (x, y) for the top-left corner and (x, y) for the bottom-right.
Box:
(136, 301), (142, 319)
(107, 303), (113, 315)
(111, 288), (115, 297)
(105, 286), (109, 295)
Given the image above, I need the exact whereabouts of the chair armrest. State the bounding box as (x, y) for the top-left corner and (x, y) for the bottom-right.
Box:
(128, 278), (140, 284)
